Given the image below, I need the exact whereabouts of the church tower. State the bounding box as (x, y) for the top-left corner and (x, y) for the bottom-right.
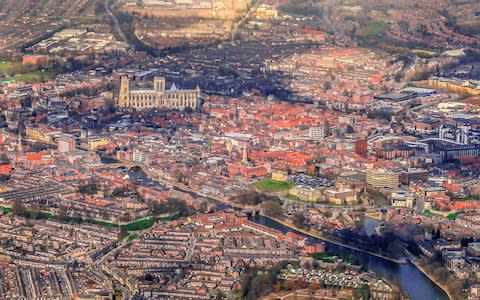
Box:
(242, 146), (248, 164)
(18, 127), (22, 152)
(154, 76), (166, 92)
(118, 76), (130, 107)
(226, 139), (233, 156)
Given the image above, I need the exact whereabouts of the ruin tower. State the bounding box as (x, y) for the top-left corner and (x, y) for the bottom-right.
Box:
(118, 76), (130, 107)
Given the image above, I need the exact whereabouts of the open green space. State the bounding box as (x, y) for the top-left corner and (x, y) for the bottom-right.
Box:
(5, 71), (52, 83)
(361, 22), (388, 37)
(121, 217), (156, 231)
(424, 209), (433, 216)
(5, 200), (181, 234)
(0, 61), (52, 83)
(0, 61), (22, 73)
(127, 233), (139, 241)
(286, 194), (299, 201)
(121, 213), (182, 231)
(254, 179), (293, 192)
(411, 49), (438, 57)
(0, 206), (11, 214)
(310, 251), (354, 264)
(85, 219), (116, 228)
(447, 212), (461, 220)
(452, 195), (480, 201)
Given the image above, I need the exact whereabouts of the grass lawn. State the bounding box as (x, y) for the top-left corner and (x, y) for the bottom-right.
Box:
(310, 252), (336, 260)
(0, 206), (11, 214)
(254, 179), (293, 192)
(361, 22), (388, 37)
(452, 195), (480, 201)
(424, 209), (433, 216)
(411, 49), (438, 57)
(0, 61), (52, 83)
(122, 217), (157, 231)
(127, 233), (139, 241)
(286, 194), (299, 201)
(447, 211), (462, 220)
(85, 219), (116, 228)
(5, 71), (52, 83)
(121, 213), (182, 231)
(0, 61), (22, 73)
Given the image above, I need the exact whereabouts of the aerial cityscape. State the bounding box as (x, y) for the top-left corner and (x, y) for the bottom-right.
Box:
(0, 0), (479, 299)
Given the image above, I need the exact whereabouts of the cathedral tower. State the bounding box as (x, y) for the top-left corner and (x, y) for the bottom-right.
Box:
(118, 76), (130, 107)
(154, 76), (166, 92)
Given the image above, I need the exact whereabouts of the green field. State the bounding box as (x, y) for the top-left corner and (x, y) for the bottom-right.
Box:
(0, 61), (52, 83)
(0, 61), (21, 73)
(5, 71), (52, 83)
(254, 179), (293, 193)
(361, 22), (388, 37)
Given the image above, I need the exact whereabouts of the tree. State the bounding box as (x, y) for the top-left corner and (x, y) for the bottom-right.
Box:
(262, 200), (283, 219)
(461, 237), (474, 247)
(296, 277), (308, 289)
(175, 171), (186, 183)
(283, 280), (296, 291)
(292, 212), (307, 229)
(233, 191), (281, 206)
(273, 282), (282, 292)
(214, 290), (225, 300)
(151, 198), (190, 216)
(303, 260), (312, 270)
(360, 284), (371, 300)
(120, 226), (128, 239)
(198, 201), (208, 213)
(322, 81), (332, 91)
(144, 273), (154, 282)
(78, 182), (98, 195)
(11, 199), (26, 216)
(346, 124), (354, 134)
(0, 154), (10, 165)
(309, 280), (319, 289)
(58, 205), (69, 220)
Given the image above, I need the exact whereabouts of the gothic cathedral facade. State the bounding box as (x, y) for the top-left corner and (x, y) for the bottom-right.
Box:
(118, 76), (201, 110)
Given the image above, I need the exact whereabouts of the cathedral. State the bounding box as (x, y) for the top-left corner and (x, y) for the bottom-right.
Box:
(118, 76), (201, 110)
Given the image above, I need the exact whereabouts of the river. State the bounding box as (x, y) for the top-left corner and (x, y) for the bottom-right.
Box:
(125, 166), (448, 299)
(249, 214), (448, 300)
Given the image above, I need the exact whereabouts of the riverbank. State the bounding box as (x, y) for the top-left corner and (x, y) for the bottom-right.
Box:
(131, 163), (255, 211)
(259, 212), (407, 264)
(407, 254), (454, 300)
